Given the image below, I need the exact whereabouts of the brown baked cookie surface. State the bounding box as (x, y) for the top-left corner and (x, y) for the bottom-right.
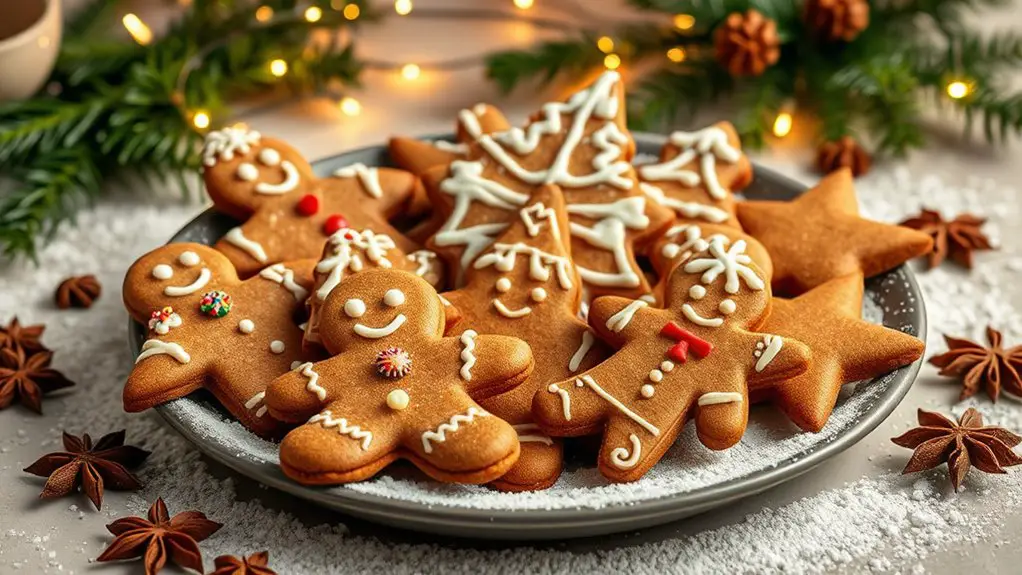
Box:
(122, 243), (316, 437)
(200, 127), (421, 277)
(265, 269), (534, 485)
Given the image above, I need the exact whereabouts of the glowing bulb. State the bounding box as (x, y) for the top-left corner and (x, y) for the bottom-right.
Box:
(772, 112), (793, 138)
(122, 14), (153, 46)
(395, 0), (413, 15)
(331, 0), (344, 9)
(514, 0), (534, 9)
(192, 111), (211, 130)
(597, 36), (615, 53)
(674, 14), (695, 30)
(343, 4), (360, 19)
(255, 5), (273, 22)
(401, 64), (421, 80)
(305, 6), (323, 22)
(339, 97), (362, 116)
(666, 47), (686, 63)
(604, 53), (621, 70)
(270, 59), (288, 77)
(947, 81), (971, 99)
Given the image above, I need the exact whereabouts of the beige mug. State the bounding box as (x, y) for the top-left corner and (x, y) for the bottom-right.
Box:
(0, 0), (62, 102)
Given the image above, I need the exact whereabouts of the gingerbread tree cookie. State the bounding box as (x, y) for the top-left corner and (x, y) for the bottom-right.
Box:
(753, 272), (925, 431)
(421, 71), (673, 297)
(638, 122), (752, 230)
(443, 185), (609, 491)
(736, 168), (934, 295)
(122, 244), (316, 437)
(265, 269), (534, 485)
(201, 127), (422, 277)
(532, 236), (811, 482)
(389, 104), (511, 175)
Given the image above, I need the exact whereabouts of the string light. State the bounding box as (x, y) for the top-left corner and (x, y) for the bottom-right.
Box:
(666, 47), (686, 63)
(331, 0), (344, 9)
(604, 53), (621, 70)
(255, 5), (273, 22)
(122, 13), (153, 46)
(270, 59), (288, 77)
(395, 0), (413, 15)
(513, 0), (534, 9)
(772, 111), (793, 138)
(674, 14), (695, 30)
(946, 80), (972, 99)
(343, 4), (360, 19)
(192, 110), (211, 130)
(339, 97), (362, 116)
(401, 63), (421, 80)
(305, 6), (323, 22)
(597, 36), (615, 53)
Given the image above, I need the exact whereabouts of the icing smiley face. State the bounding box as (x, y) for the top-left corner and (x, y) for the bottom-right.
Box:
(346, 289), (408, 339)
(669, 236), (767, 329)
(126, 245), (230, 320)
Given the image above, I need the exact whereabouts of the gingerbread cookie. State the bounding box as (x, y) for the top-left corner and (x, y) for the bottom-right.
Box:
(265, 268), (534, 485)
(123, 244), (315, 437)
(201, 127), (422, 277)
(443, 185), (609, 491)
(638, 122), (752, 229)
(736, 169), (933, 295)
(304, 228), (444, 348)
(421, 71), (673, 298)
(389, 104), (511, 175)
(753, 272), (925, 431)
(532, 236), (811, 482)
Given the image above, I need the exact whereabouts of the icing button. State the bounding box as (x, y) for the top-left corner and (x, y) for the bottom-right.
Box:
(296, 194), (320, 216)
(323, 214), (350, 235)
(386, 389), (410, 411)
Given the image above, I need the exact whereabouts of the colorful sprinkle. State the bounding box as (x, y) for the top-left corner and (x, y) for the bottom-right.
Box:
(376, 347), (412, 379)
(199, 290), (232, 317)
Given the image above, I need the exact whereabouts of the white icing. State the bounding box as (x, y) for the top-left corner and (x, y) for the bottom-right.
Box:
(238, 319), (255, 334)
(568, 330), (595, 372)
(333, 162), (384, 199)
(178, 251), (200, 266)
(513, 423), (554, 445)
(421, 407), (488, 454)
(244, 391), (268, 418)
(639, 294), (657, 304)
(316, 229), (396, 301)
(661, 361), (675, 372)
(149, 313), (181, 335)
(386, 388), (410, 410)
(682, 304), (725, 327)
(236, 163), (259, 182)
(474, 242), (574, 290)
(531, 287), (547, 302)
(547, 383), (572, 420)
(163, 268), (211, 296)
(495, 278), (512, 293)
(259, 263), (309, 302)
(689, 284), (707, 299)
(432, 140), (470, 155)
(493, 299), (531, 318)
(754, 334), (784, 372)
(649, 369), (663, 383)
(344, 298), (366, 318)
(638, 126), (741, 200)
(684, 237), (764, 294)
(383, 289), (405, 307)
(152, 264), (173, 280)
(258, 148), (280, 166)
(353, 314), (406, 338)
(605, 300), (648, 333)
(719, 299), (736, 315)
(579, 374), (659, 436)
(254, 160), (300, 195)
(299, 362), (326, 401)
(406, 250), (440, 284)
(639, 182), (730, 223)
(697, 392), (744, 406)
(520, 202), (561, 240)
(568, 197), (650, 288)
(223, 227), (268, 263)
(308, 410), (373, 450)
(610, 434), (642, 469)
(136, 340), (190, 364)
(270, 340), (285, 354)
(202, 127), (261, 167)
(459, 330), (477, 380)
(640, 384), (655, 398)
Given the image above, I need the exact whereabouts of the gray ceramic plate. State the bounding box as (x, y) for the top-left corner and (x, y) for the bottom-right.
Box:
(131, 133), (926, 540)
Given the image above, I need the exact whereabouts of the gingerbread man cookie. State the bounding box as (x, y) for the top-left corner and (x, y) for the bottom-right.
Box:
(265, 269), (534, 485)
(123, 244), (316, 437)
(304, 228), (444, 348)
(638, 122), (752, 229)
(443, 185), (610, 491)
(532, 236), (811, 482)
(201, 127), (422, 277)
(421, 71), (673, 297)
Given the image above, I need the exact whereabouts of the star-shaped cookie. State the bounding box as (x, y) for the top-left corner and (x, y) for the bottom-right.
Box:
(736, 169), (933, 295)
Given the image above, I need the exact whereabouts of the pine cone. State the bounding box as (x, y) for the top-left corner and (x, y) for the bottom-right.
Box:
(713, 10), (781, 77)
(55, 275), (102, 309)
(804, 0), (870, 42)
(817, 136), (871, 177)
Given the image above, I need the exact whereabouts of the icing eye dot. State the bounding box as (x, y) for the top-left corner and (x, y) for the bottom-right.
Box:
(531, 287), (547, 302)
(495, 278), (512, 293)
(258, 148), (281, 166)
(383, 289), (405, 307)
(719, 299), (737, 315)
(152, 264), (173, 280)
(236, 163), (259, 181)
(689, 285), (706, 300)
(270, 340), (285, 354)
(344, 298), (366, 318)
(238, 319), (255, 334)
(178, 251), (200, 266)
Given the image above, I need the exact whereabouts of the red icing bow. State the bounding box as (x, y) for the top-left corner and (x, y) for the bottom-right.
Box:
(660, 321), (713, 363)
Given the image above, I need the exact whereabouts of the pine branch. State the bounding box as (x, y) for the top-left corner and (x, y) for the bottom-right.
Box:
(486, 37), (603, 94)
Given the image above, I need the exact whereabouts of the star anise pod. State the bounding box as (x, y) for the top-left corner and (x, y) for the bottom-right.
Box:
(97, 498), (223, 575)
(0, 316), (47, 356)
(892, 408), (1022, 491)
(212, 551), (277, 575)
(23, 430), (150, 510)
(0, 347), (75, 413)
(929, 326), (1022, 401)
(899, 209), (994, 269)
(55, 275), (102, 309)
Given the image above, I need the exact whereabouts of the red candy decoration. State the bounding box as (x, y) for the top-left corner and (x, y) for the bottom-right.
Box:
(323, 214), (350, 235)
(376, 347), (412, 379)
(296, 194), (320, 216)
(660, 321), (713, 363)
